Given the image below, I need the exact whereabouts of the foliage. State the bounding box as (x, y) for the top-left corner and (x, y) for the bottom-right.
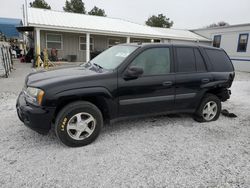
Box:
(145, 14), (173, 28)
(88, 6), (106, 17)
(207, 21), (230, 28)
(30, 0), (51, 9)
(63, 0), (86, 14)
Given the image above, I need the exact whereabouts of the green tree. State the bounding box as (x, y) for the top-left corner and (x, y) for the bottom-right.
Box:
(63, 0), (86, 14)
(30, 0), (51, 9)
(145, 14), (173, 28)
(207, 21), (229, 28)
(88, 6), (106, 17)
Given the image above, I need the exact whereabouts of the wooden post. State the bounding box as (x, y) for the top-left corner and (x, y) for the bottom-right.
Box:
(35, 28), (41, 67)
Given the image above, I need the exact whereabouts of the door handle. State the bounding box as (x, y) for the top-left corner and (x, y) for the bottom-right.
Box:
(162, 81), (173, 87)
(202, 78), (210, 83)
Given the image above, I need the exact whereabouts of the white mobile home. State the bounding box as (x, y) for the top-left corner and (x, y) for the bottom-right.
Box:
(19, 7), (210, 63)
(193, 24), (250, 72)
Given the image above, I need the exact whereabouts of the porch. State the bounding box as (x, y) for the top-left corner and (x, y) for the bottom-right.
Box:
(34, 29), (156, 63)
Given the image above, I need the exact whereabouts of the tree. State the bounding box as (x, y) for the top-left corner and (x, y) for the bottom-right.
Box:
(145, 14), (173, 28)
(63, 0), (86, 14)
(88, 6), (106, 17)
(207, 21), (229, 28)
(30, 0), (51, 9)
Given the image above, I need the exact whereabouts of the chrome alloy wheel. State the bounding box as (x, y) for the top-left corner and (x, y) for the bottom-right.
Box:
(67, 112), (96, 140)
(202, 101), (218, 121)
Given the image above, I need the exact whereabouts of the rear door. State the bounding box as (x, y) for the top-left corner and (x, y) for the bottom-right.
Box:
(174, 47), (212, 111)
(117, 46), (175, 117)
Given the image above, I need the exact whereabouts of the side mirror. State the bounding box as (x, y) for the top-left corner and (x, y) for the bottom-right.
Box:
(124, 66), (144, 80)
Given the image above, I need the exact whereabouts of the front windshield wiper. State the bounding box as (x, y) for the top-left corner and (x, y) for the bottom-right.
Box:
(93, 63), (104, 69)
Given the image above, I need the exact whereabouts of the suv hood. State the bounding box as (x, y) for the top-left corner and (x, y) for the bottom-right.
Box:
(26, 65), (107, 88)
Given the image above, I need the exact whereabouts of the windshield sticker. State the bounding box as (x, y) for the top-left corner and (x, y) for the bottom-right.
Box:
(115, 52), (130, 58)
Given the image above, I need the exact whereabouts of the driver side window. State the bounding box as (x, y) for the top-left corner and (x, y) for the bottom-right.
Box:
(130, 47), (171, 76)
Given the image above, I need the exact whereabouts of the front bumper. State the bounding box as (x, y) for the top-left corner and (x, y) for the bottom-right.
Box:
(16, 92), (55, 134)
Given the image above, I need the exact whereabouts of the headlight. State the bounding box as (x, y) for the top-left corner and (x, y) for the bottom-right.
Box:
(25, 87), (45, 105)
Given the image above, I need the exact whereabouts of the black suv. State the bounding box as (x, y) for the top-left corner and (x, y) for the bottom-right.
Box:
(16, 43), (235, 147)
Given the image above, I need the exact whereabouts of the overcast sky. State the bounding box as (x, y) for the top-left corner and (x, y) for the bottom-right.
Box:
(1, 0), (250, 29)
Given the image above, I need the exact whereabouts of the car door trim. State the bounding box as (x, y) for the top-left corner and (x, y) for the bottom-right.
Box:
(119, 95), (175, 105)
(175, 93), (196, 100)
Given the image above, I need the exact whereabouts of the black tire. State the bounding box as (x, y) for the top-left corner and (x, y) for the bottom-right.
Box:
(55, 101), (103, 147)
(194, 94), (221, 123)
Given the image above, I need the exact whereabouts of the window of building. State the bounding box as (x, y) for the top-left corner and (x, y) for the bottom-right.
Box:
(176, 47), (196, 73)
(129, 48), (171, 76)
(213, 35), (221, 48)
(154, 39), (161, 43)
(237, 34), (249, 52)
(46, 34), (63, 50)
(132, 39), (153, 43)
(132, 39), (142, 43)
(108, 38), (120, 48)
(79, 36), (94, 51)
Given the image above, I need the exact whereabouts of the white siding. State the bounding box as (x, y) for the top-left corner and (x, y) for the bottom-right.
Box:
(193, 25), (250, 72)
(194, 26), (250, 58)
(162, 39), (211, 46)
(232, 60), (250, 71)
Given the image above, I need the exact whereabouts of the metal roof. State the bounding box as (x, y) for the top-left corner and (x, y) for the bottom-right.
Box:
(192, 23), (250, 31)
(152, 27), (209, 41)
(27, 7), (210, 42)
(0, 17), (22, 38)
(0, 17), (22, 25)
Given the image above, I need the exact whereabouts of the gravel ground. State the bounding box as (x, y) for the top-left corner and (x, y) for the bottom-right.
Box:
(0, 62), (250, 188)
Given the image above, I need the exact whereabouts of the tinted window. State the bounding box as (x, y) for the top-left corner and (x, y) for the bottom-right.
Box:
(237, 34), (248, 52)
(213, 35), (221, 48)
(176, 47), (196, 72)
(130, 48), (171, 75)
(205, 49), (233, 72)
(194, 49), (206, 72)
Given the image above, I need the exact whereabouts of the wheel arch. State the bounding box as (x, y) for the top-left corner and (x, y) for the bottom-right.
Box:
(52, 87), (115, 124)
(205, 87), (230, 102)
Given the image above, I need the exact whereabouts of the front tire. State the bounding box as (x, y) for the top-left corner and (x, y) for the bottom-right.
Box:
(194, 94), (221, 122)
(55, 101), (103, 147)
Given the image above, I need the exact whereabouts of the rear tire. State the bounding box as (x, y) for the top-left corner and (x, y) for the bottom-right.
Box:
(194, 94), (221, 123)
(55, 101), (103, 147)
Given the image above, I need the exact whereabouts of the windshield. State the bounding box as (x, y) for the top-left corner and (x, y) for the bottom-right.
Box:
(89, 45), (138, 70)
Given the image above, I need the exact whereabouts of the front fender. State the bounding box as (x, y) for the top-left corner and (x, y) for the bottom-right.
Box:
(44, 87), (117, 119)
(55, 87), (113, 99)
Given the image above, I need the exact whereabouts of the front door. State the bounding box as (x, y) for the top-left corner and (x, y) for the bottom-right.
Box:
(117, 47), (175, 117)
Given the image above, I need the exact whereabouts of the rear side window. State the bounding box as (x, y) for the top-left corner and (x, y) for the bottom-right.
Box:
(176, 47), (196, 72)
(205, 49), (233, 72)
(176, 47), (207, 73)
(194, 49), (206, 72)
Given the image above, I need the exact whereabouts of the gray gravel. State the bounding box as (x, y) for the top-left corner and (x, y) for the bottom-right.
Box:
(0, 62), (250, 188)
